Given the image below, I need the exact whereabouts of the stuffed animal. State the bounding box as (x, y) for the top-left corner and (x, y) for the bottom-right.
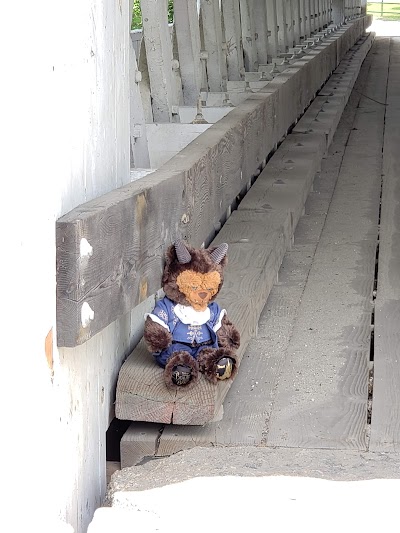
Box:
(144, 240), (240, 389)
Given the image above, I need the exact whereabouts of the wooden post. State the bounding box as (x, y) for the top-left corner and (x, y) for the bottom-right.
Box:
(221, 0), (244, 80)
(292, 0), (301, 45)
(240, 0), (258, 71)
(360, 0), (367, 15)
(254, 0), (270, 67)
(266, 0), (279, 60)
(276, 0), (288, 53)
(201, 0), (227, 92)
(322, 0), (327, 27)
(332, 0), (344, 24)
(303, 0), (311, 38)
(129, 40), (151, 168)
(140, 0), (175, 122)
(174, 0), (203, 106)
(286, 0), (294, 49)
(315, 0), (322, 31)
(310, 0), (317, 32)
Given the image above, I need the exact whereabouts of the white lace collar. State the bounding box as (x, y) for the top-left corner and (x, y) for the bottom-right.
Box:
(173, 304), (210, 325)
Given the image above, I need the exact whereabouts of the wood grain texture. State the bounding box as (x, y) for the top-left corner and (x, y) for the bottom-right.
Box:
(370, 37), (400, 452)
(120, 422), (163, 468)
(56, 21), (369, 347)
(266, 38), (384, 449)
(119, 39), (379, 464)
(115, 26), (373, 428)
(116, 208), (293, 426)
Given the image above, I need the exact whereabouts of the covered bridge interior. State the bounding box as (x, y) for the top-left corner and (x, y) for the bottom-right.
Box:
(9, 1), (400, 532)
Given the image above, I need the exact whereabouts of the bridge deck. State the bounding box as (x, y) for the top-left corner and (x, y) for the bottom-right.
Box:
(118, 35), (400, 466)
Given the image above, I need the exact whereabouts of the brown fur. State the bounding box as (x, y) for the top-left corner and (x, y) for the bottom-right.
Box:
(162, 243), (227, 306)
(197, 347), (237, 384)
(217, 315), (241, 350)
(143, 317), (172, 353)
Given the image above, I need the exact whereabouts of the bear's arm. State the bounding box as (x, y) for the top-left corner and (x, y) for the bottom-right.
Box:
(144, 316), (173, 353)
(217, 314), (240, 350)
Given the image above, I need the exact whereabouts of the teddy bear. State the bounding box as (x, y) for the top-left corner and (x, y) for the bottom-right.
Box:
(143, 240), (240, 389)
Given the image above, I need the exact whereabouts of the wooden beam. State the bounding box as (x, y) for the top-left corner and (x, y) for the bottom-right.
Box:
(253, 0), (269, 67)
(129, 41), (151, 168)
(304, 0), (312, 37)
(369, 38), (400, 452)
(276, 0), (289, 53)
(292, 0), (301, 44)
(221, 0), (244, 80)
(200, 0), (227, 92)
(174, 0), (203, 105)
(286, 0), (294, 49)
(140, 0), (175, 122)
(240, 0), (258, 71)
(266, 0), (279, 60)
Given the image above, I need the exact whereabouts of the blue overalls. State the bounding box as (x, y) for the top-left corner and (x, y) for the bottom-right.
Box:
(146, 297), (223, 367)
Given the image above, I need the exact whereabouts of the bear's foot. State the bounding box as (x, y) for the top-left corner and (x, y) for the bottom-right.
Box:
(164, 351), (199, 390)
(171, 364), (192, 386)
(215, 357), (234, 380)
(198, 348), (238, 384)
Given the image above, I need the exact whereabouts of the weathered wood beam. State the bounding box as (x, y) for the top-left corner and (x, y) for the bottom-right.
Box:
(253, 0), (269, 67)
(286, 0), (294, 49)
(200, 0), (227, 92)
(129, 41), (151, 168)
(140, 0), (176, 122)
(265, 0), (279, 60)
(291, 0), (301, 44)
(276, 0), (289, 53)
(303, 0), (312, 37)
(174, 0), (203, 105)
(240, 0), (258, 71)
(332, 0), (345, 25)
(221, 0), (244, 80)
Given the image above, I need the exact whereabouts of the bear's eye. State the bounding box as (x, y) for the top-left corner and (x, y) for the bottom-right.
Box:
(191, 286), (198, 290)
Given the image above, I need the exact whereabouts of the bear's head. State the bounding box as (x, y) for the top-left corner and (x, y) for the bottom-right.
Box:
(162, 240), (228, 311)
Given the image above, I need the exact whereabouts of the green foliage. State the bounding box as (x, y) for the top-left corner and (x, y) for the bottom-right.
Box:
(131, 0), (174, 30)
(367, 2), (400, 20)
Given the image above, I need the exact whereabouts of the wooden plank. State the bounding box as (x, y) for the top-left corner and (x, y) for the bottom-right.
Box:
(140, 0), (175, 122)
(253, 0), (269, 67)
(129, 41), (151, 168)
(370, 37), (400, 452)
(120, 422), (163, 468)
(221, 0), (244, 80)
(200, 0), (227, 92)
(276, 0), (289, 54)
(240, 0), (257, 71)
(174, 0), (203, 106)
(266, 40), (385, 450)
(266, 0), (279, 60)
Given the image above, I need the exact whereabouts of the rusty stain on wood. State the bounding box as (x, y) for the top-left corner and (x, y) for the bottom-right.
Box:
(139, 278), (148, 302)
(135, 193), (147, 226)
(45, 328), (54, 376)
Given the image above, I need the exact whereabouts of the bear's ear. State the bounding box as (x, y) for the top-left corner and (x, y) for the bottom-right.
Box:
(209, 243), (228, 264)
(174, 240), (191, 264)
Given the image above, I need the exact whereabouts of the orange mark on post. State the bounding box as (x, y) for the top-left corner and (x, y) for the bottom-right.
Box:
(135, 193), (147, 226)
(45, 328), (54, 375)
(139, 278), (148, 302)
